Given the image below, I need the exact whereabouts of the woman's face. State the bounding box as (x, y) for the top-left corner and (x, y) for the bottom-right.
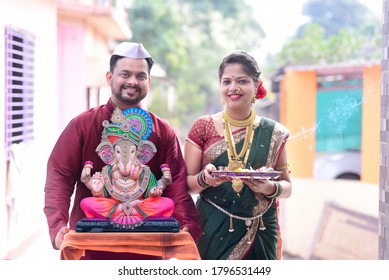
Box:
(220, 63), (256, 110)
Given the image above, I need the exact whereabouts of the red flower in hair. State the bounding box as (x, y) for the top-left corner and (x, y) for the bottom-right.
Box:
(256, 80), (267, 99)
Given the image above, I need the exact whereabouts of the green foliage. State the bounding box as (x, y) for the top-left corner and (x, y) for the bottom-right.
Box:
(278, 24), (326, 65)
(127, 0), (264, 139)
(275, 0), (381, 67)
(298, 0), (377, 38)
(128, 0), (186, 75)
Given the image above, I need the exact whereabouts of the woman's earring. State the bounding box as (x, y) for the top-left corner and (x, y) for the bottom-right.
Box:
(252, 95), (256, 104)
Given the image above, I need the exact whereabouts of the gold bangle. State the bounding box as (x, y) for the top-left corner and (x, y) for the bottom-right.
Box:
(266, 182), (283, 199)
(197, 170), (211, 189)
(275, 162), (289, 171)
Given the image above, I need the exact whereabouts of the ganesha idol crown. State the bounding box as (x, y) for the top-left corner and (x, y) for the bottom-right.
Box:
(96, 107), (157, 165)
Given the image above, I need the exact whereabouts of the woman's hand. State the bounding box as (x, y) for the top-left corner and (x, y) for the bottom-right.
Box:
(242, 166), (278, 196)
(243, 178), (276, 196)
(203, 163), (230, 187)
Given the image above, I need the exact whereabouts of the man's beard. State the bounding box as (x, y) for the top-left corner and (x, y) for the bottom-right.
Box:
(115, 86), (147, 105)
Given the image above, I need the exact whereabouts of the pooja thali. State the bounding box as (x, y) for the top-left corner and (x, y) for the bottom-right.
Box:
(210, 170), (282, 180)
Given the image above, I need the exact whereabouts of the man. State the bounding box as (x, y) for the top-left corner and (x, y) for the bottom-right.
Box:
(44, 42), (200, 259)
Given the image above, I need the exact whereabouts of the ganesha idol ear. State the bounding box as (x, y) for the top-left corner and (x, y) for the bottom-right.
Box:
(95, 141), (115, 165)
(137, 140), (157, 164)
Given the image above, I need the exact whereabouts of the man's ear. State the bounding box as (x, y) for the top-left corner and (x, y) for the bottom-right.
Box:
(106, 71), (112, 86)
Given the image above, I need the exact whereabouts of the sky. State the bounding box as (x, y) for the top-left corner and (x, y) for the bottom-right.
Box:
(246, 0), (382, 60)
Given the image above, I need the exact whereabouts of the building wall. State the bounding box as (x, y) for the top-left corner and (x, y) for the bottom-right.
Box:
(0, 0), (58, 258)
(57, 22), (88, 131)
(280, 70), (317, 178)
(362, 65), (381, 184)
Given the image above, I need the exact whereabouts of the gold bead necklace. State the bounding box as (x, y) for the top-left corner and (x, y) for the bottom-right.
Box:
(222, 108), (256, 127)
(222, 109), (256, 195)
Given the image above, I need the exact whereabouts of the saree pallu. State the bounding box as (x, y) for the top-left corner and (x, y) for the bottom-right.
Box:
(188, 116), (289, 260)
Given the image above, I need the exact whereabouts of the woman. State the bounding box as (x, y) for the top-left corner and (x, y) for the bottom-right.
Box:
(184, 50), (292, 260)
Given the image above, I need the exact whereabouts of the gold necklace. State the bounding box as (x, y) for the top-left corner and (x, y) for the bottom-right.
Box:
(222, 110), (256, 196)
(223, 108), (256, 127)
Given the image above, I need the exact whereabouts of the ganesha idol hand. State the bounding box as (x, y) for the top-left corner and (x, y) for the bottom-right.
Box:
(81, 161), (93, 183)
(160, 164), (172, 187)
(89, 172), (104, 195)
(81, 161), (104, 195)
(148, 186), (164, 197)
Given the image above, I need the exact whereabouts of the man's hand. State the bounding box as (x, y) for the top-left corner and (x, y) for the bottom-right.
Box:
(181, 226), (189, 232)
(54, 226), (69, 250)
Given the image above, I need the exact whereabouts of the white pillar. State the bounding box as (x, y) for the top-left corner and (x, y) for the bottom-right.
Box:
(380, 0), (389, 260)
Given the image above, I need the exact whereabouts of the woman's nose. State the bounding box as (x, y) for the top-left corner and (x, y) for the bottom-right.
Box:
(229, 82), (238, 91)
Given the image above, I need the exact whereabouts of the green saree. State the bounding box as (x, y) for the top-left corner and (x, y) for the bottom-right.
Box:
(188, 116), (289, 260)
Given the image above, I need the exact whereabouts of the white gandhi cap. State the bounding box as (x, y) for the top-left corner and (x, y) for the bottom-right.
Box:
(112, 42), (152, 59)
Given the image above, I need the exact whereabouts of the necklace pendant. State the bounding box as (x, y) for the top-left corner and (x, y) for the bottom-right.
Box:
(231, 178), (244, 196)
(228, 160), (243, 171)
(122, 202), (133, 216)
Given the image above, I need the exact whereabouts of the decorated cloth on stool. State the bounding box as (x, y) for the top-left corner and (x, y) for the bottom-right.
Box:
(60, 230), (200, 260)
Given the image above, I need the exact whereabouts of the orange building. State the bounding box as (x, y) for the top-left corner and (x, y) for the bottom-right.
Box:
(278, 62), (380, 184)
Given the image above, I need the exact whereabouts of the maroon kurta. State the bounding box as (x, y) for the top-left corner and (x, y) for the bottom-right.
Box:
(44, 99), (200, 259)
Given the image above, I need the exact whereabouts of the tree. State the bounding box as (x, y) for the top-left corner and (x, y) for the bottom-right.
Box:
(127, 0), (265, 139)
(297, 0), (378, 38)
(274, 0), (381, 67)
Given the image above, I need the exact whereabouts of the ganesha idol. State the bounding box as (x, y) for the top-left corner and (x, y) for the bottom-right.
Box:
(77, 107), (176, 231)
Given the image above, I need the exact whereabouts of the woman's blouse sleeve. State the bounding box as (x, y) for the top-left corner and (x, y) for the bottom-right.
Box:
(186, 116), (212, 150)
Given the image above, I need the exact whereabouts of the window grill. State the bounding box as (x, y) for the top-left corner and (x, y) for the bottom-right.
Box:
(5, 27), (35, 160)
